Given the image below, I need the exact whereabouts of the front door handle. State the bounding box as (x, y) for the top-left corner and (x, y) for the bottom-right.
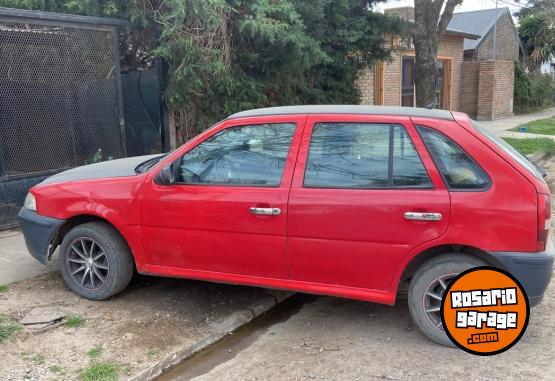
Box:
(404, 212), (442, 221)
(249, 207), (281, 216)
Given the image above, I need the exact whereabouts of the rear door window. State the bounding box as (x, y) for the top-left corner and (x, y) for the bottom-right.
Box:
(417, 126), (490, 190)
(304, 123), (431, 189)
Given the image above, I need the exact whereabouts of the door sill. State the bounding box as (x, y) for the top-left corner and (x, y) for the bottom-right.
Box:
(141, 265), (396, 306)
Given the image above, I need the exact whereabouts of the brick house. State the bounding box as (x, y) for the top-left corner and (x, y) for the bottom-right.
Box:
(357, 7), (522, 120)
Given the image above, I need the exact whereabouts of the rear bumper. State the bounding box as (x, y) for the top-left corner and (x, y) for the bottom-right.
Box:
(490, 241), (554, 307)
(18, 208), (65, 264)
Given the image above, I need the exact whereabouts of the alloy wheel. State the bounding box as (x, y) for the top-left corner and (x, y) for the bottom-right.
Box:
(66, 237), (109, 290)
(422, 273), (457, 332)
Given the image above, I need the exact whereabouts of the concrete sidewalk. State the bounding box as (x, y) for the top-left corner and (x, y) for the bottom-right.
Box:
(479, 106), (555, 137)
(0, 229), (55, 284)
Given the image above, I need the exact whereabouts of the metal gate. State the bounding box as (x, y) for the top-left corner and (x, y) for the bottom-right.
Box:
(0, 7), (127, 229)
(122, 60), (170, 157)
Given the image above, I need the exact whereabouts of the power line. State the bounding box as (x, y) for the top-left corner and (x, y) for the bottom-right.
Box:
(491, 0), (531, 8)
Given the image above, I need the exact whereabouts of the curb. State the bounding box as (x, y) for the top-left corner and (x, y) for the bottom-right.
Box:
(129, 290), (294, 381)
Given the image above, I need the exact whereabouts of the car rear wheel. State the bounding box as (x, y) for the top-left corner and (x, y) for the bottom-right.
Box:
(59, 222), (134, 300)
(408, 254), (486, 347)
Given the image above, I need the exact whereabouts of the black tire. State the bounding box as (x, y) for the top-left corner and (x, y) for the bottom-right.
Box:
(408, 254), (485, 347)
(59, 222), (134, 300)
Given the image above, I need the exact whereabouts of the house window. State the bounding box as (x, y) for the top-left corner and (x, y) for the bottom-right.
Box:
(401, 57), (451, 109)
(401, 57), (415, 107)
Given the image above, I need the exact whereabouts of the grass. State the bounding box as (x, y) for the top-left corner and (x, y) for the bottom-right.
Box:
(121, 365), (132, 377)
(65, 315), (86, 328)
(87, 345), (103, 359)
(146, 349), (160, 360)
(0, 284), (7, 293)
(502, 137), (555, 156)
(512, 117), (555, 135)
(0, 315), (22, 342)
(48, 365), (64, 375)
(21, 352), (45, 365)
(31, 354), (45, 365)
(79, 362), (119, 381)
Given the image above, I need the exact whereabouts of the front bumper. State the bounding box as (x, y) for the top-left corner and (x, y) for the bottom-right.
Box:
(491, 241), (554, 307)
(18, 208), (65, 264)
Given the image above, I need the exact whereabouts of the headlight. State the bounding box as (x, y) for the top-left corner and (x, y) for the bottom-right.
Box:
(24, 193), (36, 211)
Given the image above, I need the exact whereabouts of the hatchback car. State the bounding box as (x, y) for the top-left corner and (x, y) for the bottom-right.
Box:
(19, 105), (553, 346)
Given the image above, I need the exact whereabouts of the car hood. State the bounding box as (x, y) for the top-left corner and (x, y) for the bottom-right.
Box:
(40, 154), (164, 185)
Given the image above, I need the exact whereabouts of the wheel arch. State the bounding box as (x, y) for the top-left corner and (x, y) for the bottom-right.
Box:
(396, 244), (502, 297)
(50, 214), (137, 266)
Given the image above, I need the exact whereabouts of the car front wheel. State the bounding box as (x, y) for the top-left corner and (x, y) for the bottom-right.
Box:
(59, 222), (134, 300)
(408, 254), (486, 347)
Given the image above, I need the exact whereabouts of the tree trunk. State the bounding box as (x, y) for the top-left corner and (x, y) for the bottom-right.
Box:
(413, 41), (438, 108)
(413, 0), (462, 109)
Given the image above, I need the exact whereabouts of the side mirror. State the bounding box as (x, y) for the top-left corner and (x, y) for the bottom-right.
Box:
(155, 164), (177, 185)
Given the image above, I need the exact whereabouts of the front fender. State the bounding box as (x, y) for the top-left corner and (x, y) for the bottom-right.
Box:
(31, 176), (148, 271)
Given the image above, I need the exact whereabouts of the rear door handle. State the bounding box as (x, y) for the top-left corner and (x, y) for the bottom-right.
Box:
(249, 207), (281, 216)
(404, 212), (442, 221)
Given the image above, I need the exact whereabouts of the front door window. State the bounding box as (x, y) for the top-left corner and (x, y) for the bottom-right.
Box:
(178, 123), (296, 186)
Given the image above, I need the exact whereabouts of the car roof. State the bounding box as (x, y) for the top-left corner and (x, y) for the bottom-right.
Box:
(227, 105), (454, 121)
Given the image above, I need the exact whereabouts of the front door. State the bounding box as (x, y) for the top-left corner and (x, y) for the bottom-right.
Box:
(141, 116), (306, 279)
(287, 114), (450, 291)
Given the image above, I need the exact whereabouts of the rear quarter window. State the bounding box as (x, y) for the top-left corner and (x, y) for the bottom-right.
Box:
(470, 120), (546, 183)
(417, 126), (491, 191)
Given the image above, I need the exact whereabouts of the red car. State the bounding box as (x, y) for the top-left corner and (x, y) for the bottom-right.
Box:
(19, 106), (553, 346)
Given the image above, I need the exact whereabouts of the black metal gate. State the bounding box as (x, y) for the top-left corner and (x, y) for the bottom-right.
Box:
(0, 8), (127, 229)
(122, 60), (170, 157)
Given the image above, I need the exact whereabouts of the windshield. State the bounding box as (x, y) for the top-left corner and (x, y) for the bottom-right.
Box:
(470, 121), (545, 183)
(135, 154), (168, 174)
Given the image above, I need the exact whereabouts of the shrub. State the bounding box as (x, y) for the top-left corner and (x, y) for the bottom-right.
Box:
(514, 61), (554, 113)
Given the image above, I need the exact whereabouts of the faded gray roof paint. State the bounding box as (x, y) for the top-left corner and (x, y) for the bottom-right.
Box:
(228, 105), (455, 120)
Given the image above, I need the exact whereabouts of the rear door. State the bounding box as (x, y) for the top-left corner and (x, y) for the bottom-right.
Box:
(287, 114), (450, 291)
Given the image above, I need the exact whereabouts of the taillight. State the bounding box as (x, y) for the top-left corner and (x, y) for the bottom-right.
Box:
(537, 193), (551, 251)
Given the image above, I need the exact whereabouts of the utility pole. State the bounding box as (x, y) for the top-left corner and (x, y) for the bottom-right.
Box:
(493, 0), (498, 60)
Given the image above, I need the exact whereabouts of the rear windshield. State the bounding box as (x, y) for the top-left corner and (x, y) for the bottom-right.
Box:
(471, 120), (545, 183)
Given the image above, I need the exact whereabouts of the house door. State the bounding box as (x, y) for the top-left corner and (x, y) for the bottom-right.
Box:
(401, 57), (450, 109)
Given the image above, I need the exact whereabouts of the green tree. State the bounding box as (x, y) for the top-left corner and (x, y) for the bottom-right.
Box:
(516, 0), (555, 19)
(517, 2), (555, 73)
(0, 0), (404, 142)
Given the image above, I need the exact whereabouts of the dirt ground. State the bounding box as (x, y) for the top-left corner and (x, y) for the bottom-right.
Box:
(174, 277), (553, 381)
(0, 272), (278, 381)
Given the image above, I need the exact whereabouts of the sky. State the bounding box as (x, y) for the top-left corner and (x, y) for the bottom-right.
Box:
(374, 0), (523, 14)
